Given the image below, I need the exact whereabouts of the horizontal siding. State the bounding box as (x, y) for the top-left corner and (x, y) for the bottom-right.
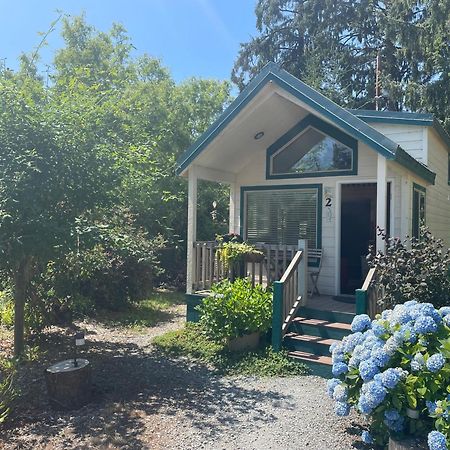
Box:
(426, 129), (450, 248)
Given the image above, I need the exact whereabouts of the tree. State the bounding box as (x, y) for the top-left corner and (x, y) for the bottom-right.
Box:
(233, 0), (450, 131)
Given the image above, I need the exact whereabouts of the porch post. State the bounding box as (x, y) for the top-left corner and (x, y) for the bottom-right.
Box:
(186, 166), (198, 294)
(298, 239), (308, 305)
(376, 154), (387, 253)
(229, 183), (237, 234)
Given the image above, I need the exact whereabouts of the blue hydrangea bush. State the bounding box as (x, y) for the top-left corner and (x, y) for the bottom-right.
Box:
(328, 301), (450, 449)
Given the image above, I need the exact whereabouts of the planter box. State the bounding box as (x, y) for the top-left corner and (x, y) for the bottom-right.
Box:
(388, 437), (427, 450)
(228, 332), (261, 352)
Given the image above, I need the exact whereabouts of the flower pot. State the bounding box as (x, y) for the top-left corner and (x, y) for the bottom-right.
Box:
(406, 408), (420, 419)
(388, 437), (427, 450)
(244, 252), (265, 263)
(228, 332), (261, 352)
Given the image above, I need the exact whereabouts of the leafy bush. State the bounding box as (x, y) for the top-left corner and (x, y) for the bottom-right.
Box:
(198, 278), (272, 341)
(153, 323), (309, 377)
(328, 302), (450, 447)
(369, 227), (450, 309)
(0, 357), (18, 424)
(0, 290), (14, 328)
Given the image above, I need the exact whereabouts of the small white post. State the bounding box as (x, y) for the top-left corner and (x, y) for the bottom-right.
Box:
(376, 154), (387, 253)
(229, 183), (236, 234)
(186, 166), (198, 294)
(298, 239), (308, 305)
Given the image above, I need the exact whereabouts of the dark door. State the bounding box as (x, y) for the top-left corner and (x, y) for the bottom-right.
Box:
(340, 184), (377, 295)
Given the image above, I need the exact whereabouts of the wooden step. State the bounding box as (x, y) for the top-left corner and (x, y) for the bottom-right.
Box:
(284, 333), (338, 346)
(292, 317), (352, 331)
(284, 332), (338, 355)
(288, 350), (333, 367)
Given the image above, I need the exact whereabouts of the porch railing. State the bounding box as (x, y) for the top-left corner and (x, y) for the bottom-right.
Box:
(192, 241), (299, 291)
(272, 249), (307, 351)
(355, 267), (385, 318)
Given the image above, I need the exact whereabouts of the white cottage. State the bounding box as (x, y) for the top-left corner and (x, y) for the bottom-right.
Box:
(177, 63), (450, 300)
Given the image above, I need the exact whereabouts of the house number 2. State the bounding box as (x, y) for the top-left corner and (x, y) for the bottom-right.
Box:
(325, 197), (332, 207)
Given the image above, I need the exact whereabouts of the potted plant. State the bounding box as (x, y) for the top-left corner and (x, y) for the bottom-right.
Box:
(197, 278), (272, 351)
(327, 301), (450, 449)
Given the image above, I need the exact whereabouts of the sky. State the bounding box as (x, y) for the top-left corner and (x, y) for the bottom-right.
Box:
(0, 0), (258, 85)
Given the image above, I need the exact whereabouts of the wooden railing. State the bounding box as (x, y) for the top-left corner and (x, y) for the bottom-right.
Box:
(272, 249), (307, 351)
(355, 267), (385, 318)
(192, 241), (299, 292)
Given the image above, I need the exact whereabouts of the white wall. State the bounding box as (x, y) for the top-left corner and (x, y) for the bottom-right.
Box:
(425, 129), (450, 248)
(231, 141), (381, 296)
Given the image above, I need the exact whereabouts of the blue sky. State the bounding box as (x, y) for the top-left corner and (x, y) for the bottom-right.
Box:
(0, 0), (258, 84)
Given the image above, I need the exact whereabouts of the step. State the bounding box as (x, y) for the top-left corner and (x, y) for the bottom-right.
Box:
(288, 350), (332, 378)
(298, 306), (355, 325)
(284, 332), (338, 356)
(290, 317), (352, 340)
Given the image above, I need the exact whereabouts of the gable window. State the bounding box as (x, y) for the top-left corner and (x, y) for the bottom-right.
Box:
(242, 185), (321, 249)
(267, 115), (357, 179)
(412, 183), (426, 239)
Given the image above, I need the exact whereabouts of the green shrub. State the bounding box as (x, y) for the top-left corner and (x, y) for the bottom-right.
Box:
(0, 290), (14, 328)
(198, 278), (272, 342)
(153, 323), (309, 377)
(369, 227), (450, 309)
(0, 357), (18, 424)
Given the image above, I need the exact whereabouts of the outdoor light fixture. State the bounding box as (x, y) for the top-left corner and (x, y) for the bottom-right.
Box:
(254, 131), (264, 140)
(73, 331), (85, 368)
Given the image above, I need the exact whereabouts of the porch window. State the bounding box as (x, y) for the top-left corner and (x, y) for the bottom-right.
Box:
(412, 183), (426, 239)
(267, 115), (357, 179)
(243, 185), (321, 248)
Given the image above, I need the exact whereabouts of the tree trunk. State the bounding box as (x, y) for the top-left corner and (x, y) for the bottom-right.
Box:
(13, 257), (32, 357)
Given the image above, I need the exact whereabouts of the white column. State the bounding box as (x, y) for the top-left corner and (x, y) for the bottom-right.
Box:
(186, 166), (198, 294)
(298, 239), (308, 305)
(400, 175), (410, 241)
(376, 154), (387, 253)
(229, 183), (236, 234)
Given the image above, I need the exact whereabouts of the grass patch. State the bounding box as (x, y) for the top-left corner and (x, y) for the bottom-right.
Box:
(152, 323), (310, 377)
(96, 290), (185, 329)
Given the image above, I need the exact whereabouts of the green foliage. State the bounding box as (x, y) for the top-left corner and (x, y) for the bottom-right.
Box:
(216, 239), (264, 272)
(153, 323), (309, 377)
(369, 227), (450, 309)
(0, 290), (14, 328)
(0, 356), (18, 424)
(233, 0), (450, 132)
(198, 278), (272, 341)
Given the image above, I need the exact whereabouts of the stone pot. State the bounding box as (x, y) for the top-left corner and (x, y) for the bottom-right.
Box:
(388, 437), (427, 450)
(228, 332), (261, 352)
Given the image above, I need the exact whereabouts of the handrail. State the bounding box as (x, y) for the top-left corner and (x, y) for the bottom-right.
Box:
(355, 266), (384, 319)
(272, 250), (306, 351)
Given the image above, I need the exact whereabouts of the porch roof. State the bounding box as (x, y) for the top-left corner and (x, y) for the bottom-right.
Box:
(176, 63), (435, 184)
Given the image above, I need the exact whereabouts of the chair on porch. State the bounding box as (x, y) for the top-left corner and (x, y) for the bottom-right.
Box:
(308, 249), (323, 297)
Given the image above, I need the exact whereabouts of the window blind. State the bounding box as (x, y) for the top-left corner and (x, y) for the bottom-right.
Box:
(245, 188), (319, 247)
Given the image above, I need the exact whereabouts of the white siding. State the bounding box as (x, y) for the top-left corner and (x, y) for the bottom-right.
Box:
(232, 142), (378, 296)
(370, 123), (426, 163)
(425, 129), (450, 248)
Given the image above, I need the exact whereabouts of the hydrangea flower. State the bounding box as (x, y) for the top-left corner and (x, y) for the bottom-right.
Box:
(334, 401), (350, 416)
(371, 347), (390, 368)
(361, 431), (373, 444)
(351, 314), (371, 333)
(326, 378), (340, 398)
(359, 359), (380, 381)
(428, 431), (448, 450)
(332, 362), (348, 377)
(332, 350), (345, 364)
(333, 384), (348, 403)
(380, 368), (407, 389)
(427, 353), (446, 373)
(363, 380), (386, 409)
(427, 400), (437, 415)
(414, 315), (438, 334)
(411, 353), (425, 371)
(444, 315), (450, 327)
(371, 320), (387, 337)
(439, 307), (450, 316)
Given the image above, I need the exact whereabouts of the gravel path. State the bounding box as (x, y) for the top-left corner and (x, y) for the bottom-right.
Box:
(0, 304), (366, 450)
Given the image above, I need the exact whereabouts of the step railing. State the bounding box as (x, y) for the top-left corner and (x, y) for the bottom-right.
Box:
(355, 267), (385, 318)
(272, 244), (308, 351)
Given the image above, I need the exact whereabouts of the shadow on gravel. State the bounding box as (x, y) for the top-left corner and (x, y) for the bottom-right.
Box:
(345, 422), (368, 449)
(2, 335), (293, 449)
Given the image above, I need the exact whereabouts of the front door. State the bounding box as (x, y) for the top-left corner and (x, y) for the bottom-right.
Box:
(340, 183), (377, 295)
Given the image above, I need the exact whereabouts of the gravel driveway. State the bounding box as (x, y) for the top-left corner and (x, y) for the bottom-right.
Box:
(1, 304), (365, 450)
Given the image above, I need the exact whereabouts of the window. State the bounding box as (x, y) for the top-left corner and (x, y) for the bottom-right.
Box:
(243, 185), (321, 248)
(267, 115), (357, 179)
(412, 183), (426, 239)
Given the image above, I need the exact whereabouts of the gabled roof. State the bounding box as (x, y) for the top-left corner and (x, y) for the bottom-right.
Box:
(176, 63), (435, 184)
(349, 109), (450, 152)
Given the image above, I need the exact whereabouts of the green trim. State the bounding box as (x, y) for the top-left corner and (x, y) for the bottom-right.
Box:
(239, 184), (323, 259)
(394, 147), (435, 185)
(266, 114), (358, 179)
(355, 289), (367, 315)
(176, 62), (401, 175)
(412, 183), (426, 239)
(350, 109), (450, 152)
(272, 281), (283, 352)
